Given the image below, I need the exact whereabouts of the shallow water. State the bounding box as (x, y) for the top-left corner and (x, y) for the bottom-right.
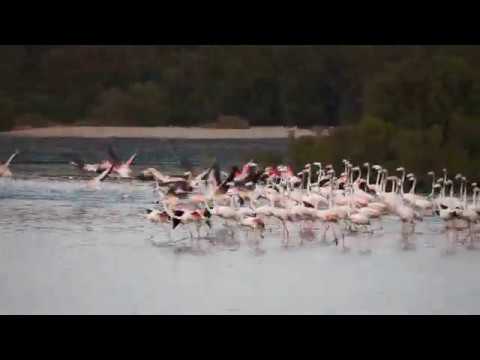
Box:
(1, 167), (480, 314)
(0, 136), (288, 168)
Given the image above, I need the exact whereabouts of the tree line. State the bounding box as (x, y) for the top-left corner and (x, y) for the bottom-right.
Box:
(2, 46), (480, 185)
(280, 46), (480, 186)
(1, 46), (480, 132)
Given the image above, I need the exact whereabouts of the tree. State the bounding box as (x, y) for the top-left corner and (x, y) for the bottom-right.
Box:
(365, 53), (480, 144)
(0, 95), (16, 131)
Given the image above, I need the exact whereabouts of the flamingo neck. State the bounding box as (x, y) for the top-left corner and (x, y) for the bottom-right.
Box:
(409, 179), (416, 194)
(328, 177), (334, 209)
(381, 172), (388, 193)
(4, 151), (18, 167)
(429, 175), (435, 197)
(316, 165), (322, 184)
(307, 168), (312, 193)
(442, 172), (447, 198)
(375, 171), (381, 187)
(400, 171), (405, 194)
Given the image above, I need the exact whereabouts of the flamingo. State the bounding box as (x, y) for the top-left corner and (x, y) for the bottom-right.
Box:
(435, 203), (464, 254)
(145, 209), (172, 224)
(269, 207), (296, 247)
(403, 174), (434, 215)
(130, 159), (480, 255)
(106, 145), (137, 178)
(70, 159), (111, 173)
(453, 179), (479, 249)
(339, 180), (376, 253)
(367, 164), (383, 193)
(202, 194), (242, 239)
(87, 164), (113, 190)
(238, 216), (266, 250)
(163, 201), (212, 247)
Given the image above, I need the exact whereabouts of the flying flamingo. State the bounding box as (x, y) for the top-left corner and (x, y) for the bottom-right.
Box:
(87, 164), (113, 190)
(163, 201), (212, 248)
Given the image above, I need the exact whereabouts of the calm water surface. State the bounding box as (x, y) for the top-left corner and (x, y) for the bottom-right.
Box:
(1, 162), (480, 314)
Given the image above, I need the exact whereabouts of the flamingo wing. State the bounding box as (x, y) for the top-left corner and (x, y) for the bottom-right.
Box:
(107, 145), (121, 165)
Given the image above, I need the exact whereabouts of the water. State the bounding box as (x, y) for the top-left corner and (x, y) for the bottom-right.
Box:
(2, 164), (480, 314)
(0, 136), (288, 167)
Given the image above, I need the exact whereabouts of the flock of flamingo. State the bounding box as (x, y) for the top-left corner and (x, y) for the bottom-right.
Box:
(2, 146), (480, 255)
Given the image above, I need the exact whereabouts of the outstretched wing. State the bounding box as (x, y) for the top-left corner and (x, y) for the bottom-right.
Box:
(318, 177), (330, 187)
(216, 165), (239, 193)
(96, 164), (113, 182)
(4, 150), (19, 167)
(239, 169), (263, 187)
(212, 163), (222, 187)
(107, 145), (121, 164)
(126, 152), (137, 166)
(195, 161), (217, 182)
(194, 168), (210, 182)
(179, 156), (194, 173)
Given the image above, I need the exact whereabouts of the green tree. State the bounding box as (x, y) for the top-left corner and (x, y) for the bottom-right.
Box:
(365, 53), (480, 143)
(0, 95), (16, 131)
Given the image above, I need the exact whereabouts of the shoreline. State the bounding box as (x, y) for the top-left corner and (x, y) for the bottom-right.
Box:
(2, 126), (317, 139)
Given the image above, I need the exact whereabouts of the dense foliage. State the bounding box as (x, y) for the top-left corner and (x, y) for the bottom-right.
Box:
(2, 46), (480, 183)
(283, 47), (480, 185)
(1, 46), (480, 131)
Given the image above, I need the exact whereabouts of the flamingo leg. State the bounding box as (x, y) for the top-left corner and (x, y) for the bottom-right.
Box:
(196, 223), (201, 239)
(299, 222), (305, 246)
(321, 224), (330, 244)
(358, 225), (370, 254)
(331, 222), (339, 246)
(445, 227), (456, 255)
(341, 231), (348, 252)
(401, 221), (411, 250)
(188, 228), (194, 247)
(285, 222), (290, 247)
(255, 229), (263, 251)
(454, 229), (459, 252)
(278, 219), (287, 247)
(467, 223), (475, 250)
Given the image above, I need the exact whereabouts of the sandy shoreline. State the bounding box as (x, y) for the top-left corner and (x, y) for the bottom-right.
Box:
(2, 126), (316, 139)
